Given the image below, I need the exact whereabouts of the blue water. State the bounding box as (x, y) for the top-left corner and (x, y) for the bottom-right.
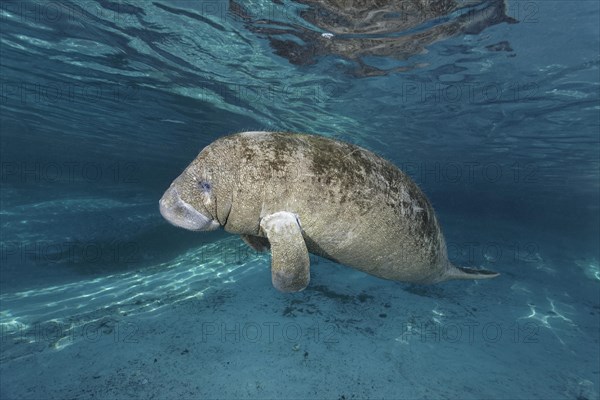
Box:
(1, 1), (599, 399)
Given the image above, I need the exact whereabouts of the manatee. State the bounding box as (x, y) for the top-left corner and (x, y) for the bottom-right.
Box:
(159, 131), (498, 292)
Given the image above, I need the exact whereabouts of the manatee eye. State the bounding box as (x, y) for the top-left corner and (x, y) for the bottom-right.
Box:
(198, 180), (211, 192)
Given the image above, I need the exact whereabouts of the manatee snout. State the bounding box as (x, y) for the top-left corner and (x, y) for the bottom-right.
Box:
(159, 185), (219, 231)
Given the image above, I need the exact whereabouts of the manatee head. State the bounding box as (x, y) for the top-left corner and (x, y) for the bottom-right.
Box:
(159, 140), (235, 231)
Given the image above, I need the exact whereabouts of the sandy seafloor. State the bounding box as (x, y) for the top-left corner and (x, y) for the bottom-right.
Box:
(1, 213), (599, 400)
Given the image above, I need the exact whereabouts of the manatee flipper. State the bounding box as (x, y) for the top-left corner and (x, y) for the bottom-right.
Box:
(240, 235), (271, 252)
(259, 212), (310, 292)
(446, 264), (500, 281)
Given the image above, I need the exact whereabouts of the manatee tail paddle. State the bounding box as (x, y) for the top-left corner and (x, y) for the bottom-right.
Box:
(447, 264), (500, 281)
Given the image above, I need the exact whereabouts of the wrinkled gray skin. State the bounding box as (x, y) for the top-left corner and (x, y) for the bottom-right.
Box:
(160, 131), (498, 292)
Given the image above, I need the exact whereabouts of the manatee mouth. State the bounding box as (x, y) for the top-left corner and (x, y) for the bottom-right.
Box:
(159, 186), (219, 231)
